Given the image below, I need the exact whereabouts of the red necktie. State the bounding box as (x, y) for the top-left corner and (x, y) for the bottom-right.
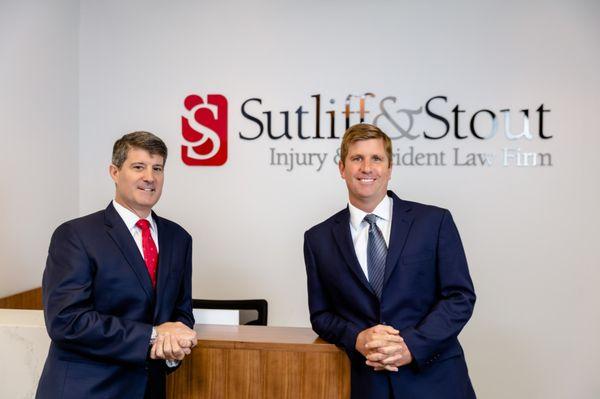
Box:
(136, 219), (158, 288)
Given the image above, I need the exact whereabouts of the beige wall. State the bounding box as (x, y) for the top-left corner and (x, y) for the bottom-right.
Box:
(1, 1), (599, 397)
(0, 0), (79, 296)
(76, 2), (600, 398)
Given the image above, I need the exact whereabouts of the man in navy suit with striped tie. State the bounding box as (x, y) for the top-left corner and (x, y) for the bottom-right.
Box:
(37, 131), (197, 399)
(304, 123), (477, 398)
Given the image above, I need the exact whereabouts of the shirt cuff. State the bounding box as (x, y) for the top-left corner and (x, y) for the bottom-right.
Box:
(150, 326), (157, 345)
(166, 359), (180, 368)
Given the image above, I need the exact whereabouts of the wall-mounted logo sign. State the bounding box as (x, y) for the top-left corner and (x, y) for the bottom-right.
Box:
(181, 94), (228, 166)
(182, 92), (554, 170)
(236, 94), (552, 142)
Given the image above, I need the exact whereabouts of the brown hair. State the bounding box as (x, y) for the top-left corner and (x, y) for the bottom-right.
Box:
(112, 131), (168, 168)
(340, 123), (392, 166)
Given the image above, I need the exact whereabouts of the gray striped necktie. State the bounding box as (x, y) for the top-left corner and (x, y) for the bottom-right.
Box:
(364, 213), (387, 299)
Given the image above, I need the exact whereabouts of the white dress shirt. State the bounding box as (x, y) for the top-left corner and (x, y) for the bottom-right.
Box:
(112, 200), (178, 367)
(348, 195), (393, 280)
(112, 200), (159, 256)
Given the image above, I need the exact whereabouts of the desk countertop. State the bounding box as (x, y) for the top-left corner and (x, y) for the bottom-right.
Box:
(194, 324), (340, 352)
(0, 309), (45, 327)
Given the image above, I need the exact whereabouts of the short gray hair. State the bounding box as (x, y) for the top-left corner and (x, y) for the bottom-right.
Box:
(112, 131), (168, 168)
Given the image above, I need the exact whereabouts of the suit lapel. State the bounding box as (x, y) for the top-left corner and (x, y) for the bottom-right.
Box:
(383, 191), (414, 287)
(104, 203), (153, 303)
(332, 208), (378, 298)
(153, 213), (172, 321)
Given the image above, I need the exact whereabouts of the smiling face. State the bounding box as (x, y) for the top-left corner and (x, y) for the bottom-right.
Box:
(339, 138), (392, 212)
(110, 147), (165, 218)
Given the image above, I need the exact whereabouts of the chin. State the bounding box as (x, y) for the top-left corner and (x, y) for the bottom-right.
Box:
(134, 198), (156, 208)
(357, 189), (377, 198)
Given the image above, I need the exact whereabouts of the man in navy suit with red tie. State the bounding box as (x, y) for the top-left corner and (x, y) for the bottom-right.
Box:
(37, 132), (197, 399)
(304, 124), (477, 398)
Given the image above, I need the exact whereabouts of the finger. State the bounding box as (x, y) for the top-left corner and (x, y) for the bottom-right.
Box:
(368, 349), (402, 361)
(366, 352), (387, 362)
(150, 342), (158, 359)
(366, 360), (384, 368)
(178, 332), (197, 347)
(367, 360), (397, 372)
(381, 354), (404, 365)
(170, 335), (184, 360)
(183, 347), (191, 355)
(366, 360), (389, 368)
(163, 333), (173, 359)
(370, 333), (404, 343)
(366, 359), (399, 372)
(372, 325), (399, 335)
(365, 339), (386, 349)
(155, 335), (165, 359)
(175, 328), (191, 338)
(376, 344), (404, 355)
(365, 335), (404, 348)
(366, 339), (402, 350)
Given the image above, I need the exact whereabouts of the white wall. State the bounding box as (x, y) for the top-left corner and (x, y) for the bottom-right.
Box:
(77, 2), (600, 398)
(0, 0), (79, 296)
(1, 0), (599, 397)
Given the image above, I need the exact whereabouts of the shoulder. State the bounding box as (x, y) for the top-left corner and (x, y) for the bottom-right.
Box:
(400, 198), (447, 216)
(47, 210), (106, 252)
(155, 215), (192, 242)
(53, 210), (105, 236)
(305, 208), (347, 239)
(393, 197), (458, 231)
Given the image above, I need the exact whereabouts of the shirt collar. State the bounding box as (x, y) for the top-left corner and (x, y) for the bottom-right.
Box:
(348, 195), (391, 230)
(112, 200), (156, 232)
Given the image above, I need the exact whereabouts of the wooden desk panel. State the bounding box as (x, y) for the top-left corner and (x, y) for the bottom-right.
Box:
(0, 287), (42, 310)
(167, 325), (350, 399)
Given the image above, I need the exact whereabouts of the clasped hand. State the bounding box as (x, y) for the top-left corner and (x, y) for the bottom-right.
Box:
(355, 324), (413, 372)
(150, 321), (198, 361)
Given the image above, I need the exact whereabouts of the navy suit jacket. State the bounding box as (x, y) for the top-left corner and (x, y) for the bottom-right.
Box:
(36, 203), (194, 399)
(304, 192), (476, 399)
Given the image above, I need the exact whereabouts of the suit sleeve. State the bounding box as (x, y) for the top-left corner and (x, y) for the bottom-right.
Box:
(171, 236), (195, 329)
(304, 232), (362, 359)
(42, 222), (152, 366)
(158, 233), (194, 374)
(400, 210), (476, 370)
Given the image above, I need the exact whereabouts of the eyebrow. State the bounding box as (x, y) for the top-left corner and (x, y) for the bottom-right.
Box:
(130, 162), (164, 168)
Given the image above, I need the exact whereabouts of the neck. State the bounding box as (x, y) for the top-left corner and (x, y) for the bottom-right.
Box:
(349, 196), (384, 214)
(114, 198), (151, 219)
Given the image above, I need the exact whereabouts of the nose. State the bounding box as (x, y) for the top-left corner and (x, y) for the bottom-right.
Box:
(360, 159), (372, 173)
(143, 167), (155, 182)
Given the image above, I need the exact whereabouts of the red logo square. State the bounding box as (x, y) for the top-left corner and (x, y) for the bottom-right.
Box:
(181, 94), (228, 166)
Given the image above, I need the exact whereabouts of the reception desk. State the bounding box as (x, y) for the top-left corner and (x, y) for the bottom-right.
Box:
(0, 289), (350, 398)
(167, 324), (351, 399)
(0, 309), (50, 399)
(0, 308), (349, 399)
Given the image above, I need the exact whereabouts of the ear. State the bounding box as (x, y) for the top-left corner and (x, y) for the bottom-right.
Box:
(338, 160), (346, 179)
(109, 164), (119, 184)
